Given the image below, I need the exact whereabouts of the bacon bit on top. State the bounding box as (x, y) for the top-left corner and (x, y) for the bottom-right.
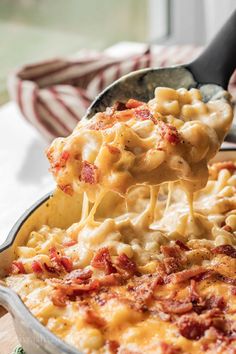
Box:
(49, 247), (73, 273)
(44, 263), (60, 274)
(175, 240), (190, 251)
(128, 274), (161, 308)
(126, 99), (145, 109)
(205, 295), (226, 311)
(80, 161), (99, 185)
(91, 248), (117, 275)
(161, 244), (185, 275)
(32, 260), (43, 274)
(178, 314), (211, 340)
(214, 273), (236, 286)
(105, 144), (121, 155)
(106, 340), (120, 354)
(134, 107), (157, 124)
(167, 266), (207, 284)
(58, 184), (73, 196)
(63, 240), (78, 247)
(10, 261), (25, 275)
(50, 150), (70, 172)
(83, 307), (107, 328)
(60, 257), (73, 273)
(160, 299), (193, 315)
(65, 268), (93, 282)
(157, 121), (181, 145)
(50, 277), (100, 295)
(212, 245), (236, 258)
(115, 253), (138, 276)
(161, 245), (183, 259)
(49, 247), (62, 265)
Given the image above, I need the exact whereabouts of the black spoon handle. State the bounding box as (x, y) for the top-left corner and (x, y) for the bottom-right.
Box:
(187, 9), (236, 89)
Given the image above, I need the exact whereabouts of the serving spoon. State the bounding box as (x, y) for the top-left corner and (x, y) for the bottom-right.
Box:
(85, 10), (236, 142)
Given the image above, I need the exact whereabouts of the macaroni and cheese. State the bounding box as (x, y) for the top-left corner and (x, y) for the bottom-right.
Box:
(3, 87), (236, 354)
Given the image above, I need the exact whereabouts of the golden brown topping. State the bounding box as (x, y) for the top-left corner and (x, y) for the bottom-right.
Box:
(80, 161), (99, 185)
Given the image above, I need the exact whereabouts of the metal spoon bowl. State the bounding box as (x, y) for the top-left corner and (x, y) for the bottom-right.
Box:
(85, 10), (236, 141)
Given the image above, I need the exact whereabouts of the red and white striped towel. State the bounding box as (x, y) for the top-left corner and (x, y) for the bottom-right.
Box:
(8, 45), (236, 141)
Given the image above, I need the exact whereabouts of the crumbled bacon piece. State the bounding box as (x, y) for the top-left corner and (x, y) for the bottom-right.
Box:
(44, 263), (59, 274)
(106, 340), (120, 354)
(48, 247), (73, 273)
(60, 257), (73, 272)
(63, 240), (77, 247)
(58, 184), (73, 196)
(168, 266), (207, 284)
(188, 279), (200, 303)
(161, 245), (182, 258)
(134, 107), (156, 123)
(126, 99), (145, 109)
(214, 273), (236, 286)
(105, 144), (120, 155)
(50, 150), (70, 172)
(80, 161), (99, 184)
(65, 268), (93, 282)
(157, 121), (181, 145)
(31, 260), (43, 274)
(205, 295), (226, 311)
(161, 245), (185, 274)
(91, 248), (117, 275)
(161, 299), (193, 315)
(128, 274), (161, 309)
(10, 261), (25, 275)
(178, 314), (211, 340)
(175, 240), (190, 251)
(51, 289), (67, 307)
(49, 247), (62, 267)
(212, 245), (236, 259)
(193, 269), (213, 282)
(163, 257), (181, 275)
(160, 342), (181, 354)
(115, 253), (138, 276)
(51, 278), (100, 295)
(83, 308), (107, 328)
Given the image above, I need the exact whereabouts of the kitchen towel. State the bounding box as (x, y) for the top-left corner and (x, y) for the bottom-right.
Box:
(8, 45), (236, 141)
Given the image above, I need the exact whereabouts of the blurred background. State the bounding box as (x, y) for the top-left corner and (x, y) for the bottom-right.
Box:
(0, 0), (235, 104)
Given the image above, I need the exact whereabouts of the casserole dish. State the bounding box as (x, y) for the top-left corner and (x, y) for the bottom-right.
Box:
(0, 147), (235, 354)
